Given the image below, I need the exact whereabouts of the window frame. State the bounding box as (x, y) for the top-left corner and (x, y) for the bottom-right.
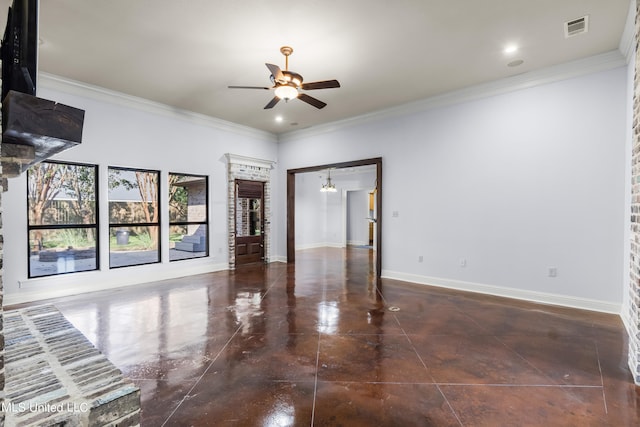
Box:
(108, 166), (161, 269)
(26, 160), (99, 278)
(168, 172), (209, 261)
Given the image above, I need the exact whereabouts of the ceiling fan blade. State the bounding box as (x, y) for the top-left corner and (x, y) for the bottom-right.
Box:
(265, 63), (284, 82)
(298, 93), (327, 109)
(228, 85), (271, 90)
(301, 79), (341, 90)
(264, 96), (281, 109)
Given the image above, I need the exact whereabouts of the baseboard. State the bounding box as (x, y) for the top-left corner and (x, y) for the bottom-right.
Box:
(381, 270), (622, 314)
(294, 242), (345, 250)
(7, 261), (229, 306)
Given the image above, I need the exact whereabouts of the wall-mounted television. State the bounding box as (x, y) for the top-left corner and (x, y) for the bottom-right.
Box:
(1, 0), (38, 102)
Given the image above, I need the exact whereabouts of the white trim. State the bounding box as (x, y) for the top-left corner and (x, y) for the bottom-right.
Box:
(294, 242), (344, 251)
(38, 50), (626, 146)
(347, 241), (370, 246)
(279, 50), (627, 142)
(38, 72), (277, 142)
(381, 270), (622, 315)
(7, 261), (229, 306)
(224, 153), (276, 169)
(620, 0), (637, 64)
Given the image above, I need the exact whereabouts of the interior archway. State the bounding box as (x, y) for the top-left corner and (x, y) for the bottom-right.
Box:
(286, 157), (382, 276)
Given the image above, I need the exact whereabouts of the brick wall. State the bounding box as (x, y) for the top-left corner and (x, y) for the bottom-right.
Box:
(236, 198), (250, 236)
(0, 107), (4, 426)
(226, 155), (273, 270)
(630, 0), (640, 385)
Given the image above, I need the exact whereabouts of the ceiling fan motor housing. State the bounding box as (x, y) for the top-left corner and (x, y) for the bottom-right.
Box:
(281, 71), (303, 87)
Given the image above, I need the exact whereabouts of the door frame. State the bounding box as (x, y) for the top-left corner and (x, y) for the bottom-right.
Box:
(287, 157), (382, 277)
(225, 153), (274, 270)
(234, 179), (265, 265)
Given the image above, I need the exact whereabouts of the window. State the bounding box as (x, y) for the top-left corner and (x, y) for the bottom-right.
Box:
(27, 161), (98, 278)
(108, 167), (160, 268)
(169, 173), (209, 261)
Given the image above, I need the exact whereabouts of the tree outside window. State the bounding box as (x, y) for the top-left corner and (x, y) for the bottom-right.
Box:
(27, 161), (98, 278)
(108, 167), (160, 268)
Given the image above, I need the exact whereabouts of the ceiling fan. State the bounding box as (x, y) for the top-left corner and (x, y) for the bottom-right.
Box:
(228, 46), (340, 110)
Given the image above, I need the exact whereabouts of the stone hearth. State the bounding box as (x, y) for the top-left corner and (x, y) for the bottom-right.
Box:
(3, 305), (140, 426)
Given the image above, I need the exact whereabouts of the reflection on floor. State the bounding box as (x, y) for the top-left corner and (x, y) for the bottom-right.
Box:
(12, 247), (639, 426)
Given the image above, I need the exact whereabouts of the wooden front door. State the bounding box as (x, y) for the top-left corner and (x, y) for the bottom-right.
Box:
(235, 180), (264, 265)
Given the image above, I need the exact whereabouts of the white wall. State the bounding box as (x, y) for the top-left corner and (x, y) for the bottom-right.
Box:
(294, 171), (329, 248)
(295, 169), (375, 249)
(3, 76), (278, 304)
(3, 61), (627, 314)
(277, 66), (627, 312)
(347, 190), (369, 246)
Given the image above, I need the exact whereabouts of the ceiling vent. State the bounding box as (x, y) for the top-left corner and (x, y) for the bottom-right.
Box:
(564, 16), (589, 38)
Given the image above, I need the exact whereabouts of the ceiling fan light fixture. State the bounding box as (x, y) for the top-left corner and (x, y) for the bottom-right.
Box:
(275, 84), (298, 101)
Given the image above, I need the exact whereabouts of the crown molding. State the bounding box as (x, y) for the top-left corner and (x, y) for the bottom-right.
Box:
(224, 153), (276, 169)
(278, 50), (627, 143)
(36, 47), (628, 146)
(619, 0), (636, 63)
(37, 72), (277, 142)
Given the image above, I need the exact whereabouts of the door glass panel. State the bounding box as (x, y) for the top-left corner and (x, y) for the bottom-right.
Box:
(236, 198), (261, 237)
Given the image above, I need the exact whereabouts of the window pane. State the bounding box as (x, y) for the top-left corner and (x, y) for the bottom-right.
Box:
(27, 161), (99, 278)
(236, 197), (261, 236)
(29, 228), (97, 277)
(169, 174), (207, 222)
(109, 226), (160, 268)
(169, 225), (208, 261)
(28, 163), (97, 226)
(108, 168), (159, 224)
(169, 173), (208, 262)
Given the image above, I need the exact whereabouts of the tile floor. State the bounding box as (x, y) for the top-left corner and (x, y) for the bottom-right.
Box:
(13, 247), (640, 426)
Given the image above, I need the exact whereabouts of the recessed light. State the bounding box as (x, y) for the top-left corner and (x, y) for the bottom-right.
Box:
(504, 44), (518, 55)
(275, 115), (283, 123)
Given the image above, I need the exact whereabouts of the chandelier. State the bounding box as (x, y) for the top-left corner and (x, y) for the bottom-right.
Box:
(320, 169), (337, 192)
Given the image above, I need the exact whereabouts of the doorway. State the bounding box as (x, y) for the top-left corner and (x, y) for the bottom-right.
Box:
(235, 179), (264, 265)
(287, 157), (382, 277)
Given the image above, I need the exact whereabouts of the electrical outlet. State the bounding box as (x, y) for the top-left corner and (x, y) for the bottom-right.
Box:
(418, 255), (423, 263)
(548, 267), (557, 277)
(459, 258), (467, 268)
(392, 211), (399, 218)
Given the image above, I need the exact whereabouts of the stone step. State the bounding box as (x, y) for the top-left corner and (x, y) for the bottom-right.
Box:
(181, 235), (202, 244)
(175, 235), (205, 252)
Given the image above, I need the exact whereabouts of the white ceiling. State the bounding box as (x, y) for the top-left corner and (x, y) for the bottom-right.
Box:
(1, 0), (632, 135)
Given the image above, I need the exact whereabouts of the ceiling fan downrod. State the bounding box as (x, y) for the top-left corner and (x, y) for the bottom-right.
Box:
(280, 46), (293, 70)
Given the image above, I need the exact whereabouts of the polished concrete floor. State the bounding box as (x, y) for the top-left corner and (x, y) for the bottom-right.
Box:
(14, 247), (640, 426)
